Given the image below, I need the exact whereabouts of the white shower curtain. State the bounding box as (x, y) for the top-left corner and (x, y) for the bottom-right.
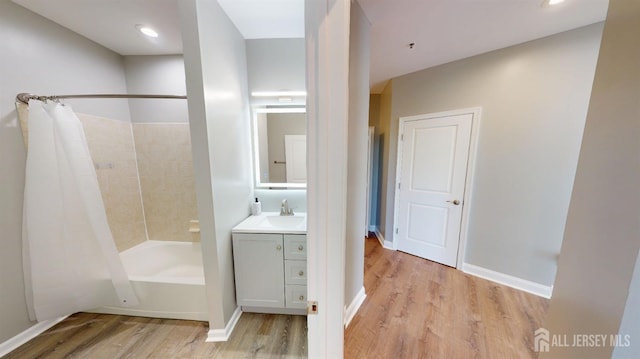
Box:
(22, 100), (138, 322)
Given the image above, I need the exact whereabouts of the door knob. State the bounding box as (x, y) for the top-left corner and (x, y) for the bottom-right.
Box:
(447, 199), (461, 205)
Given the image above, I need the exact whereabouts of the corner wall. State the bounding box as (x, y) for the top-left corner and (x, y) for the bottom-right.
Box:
(179, 0), (253, 331)
(344, 0), (370, 319)
(377, 23), (603, 287)
(0, 2), (130, 343)
(123, 55), (189, 124)
(542, 1), (640, 356)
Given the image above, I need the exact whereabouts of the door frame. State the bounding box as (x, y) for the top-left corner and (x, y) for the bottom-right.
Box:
(392, 107), (481, 269)
(365, 126), (375, 236)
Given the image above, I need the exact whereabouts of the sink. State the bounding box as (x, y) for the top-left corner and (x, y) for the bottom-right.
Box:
(260, 215), (305, 228)
(232, 212), (307, 234)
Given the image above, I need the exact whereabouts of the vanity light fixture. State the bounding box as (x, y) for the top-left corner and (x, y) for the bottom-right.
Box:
(542, 0), (565, 6)
(251, 91), (307, 97)
(135, 24), (159, 38)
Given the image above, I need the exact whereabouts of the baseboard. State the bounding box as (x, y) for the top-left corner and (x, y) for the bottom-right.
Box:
(376, 231), (384, 247)
(0, 316), (68, 357)
(373, 229), (395, 250)
(206, 307), (242, 342)
(344, 287), (366, 328)
(383, 240), (394, 250)
(462, 263), (553, 299)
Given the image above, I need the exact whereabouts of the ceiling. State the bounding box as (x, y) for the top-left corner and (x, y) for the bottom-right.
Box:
(359, 0), (609, 92)
(13, 0), (609, 92)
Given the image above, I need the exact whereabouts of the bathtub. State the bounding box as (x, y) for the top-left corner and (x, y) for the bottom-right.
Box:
(90, 240), (208, 321)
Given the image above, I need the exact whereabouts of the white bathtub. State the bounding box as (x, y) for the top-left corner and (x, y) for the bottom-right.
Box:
(91, 241), (208, 321)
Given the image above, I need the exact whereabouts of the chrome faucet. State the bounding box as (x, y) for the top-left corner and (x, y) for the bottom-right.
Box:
(280, 199), (294, 216)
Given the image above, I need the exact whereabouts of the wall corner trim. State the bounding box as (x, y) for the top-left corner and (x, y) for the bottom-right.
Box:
(374, 228), (395, 250)
(344, 287), (367, 328)
(462, 263), (553, 299)
(0, 316), (68, 357)
(206, 307), (242, 342)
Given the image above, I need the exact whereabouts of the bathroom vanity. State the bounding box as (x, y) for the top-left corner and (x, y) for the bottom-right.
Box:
(232, 212), (307, 315)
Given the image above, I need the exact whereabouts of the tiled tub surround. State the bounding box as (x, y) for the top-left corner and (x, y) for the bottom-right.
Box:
(133, 123), (198, 243)
(17, 103), (199, 251)
(82, 114), (148, 251)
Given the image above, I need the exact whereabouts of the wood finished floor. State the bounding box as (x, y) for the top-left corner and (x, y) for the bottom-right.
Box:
(344, 237), (549, 358)
(5, 312), (307, 359)
(6, 236), (547, 359)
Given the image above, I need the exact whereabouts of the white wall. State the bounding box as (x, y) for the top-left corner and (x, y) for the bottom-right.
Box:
(0, 1), (130, 343)
(304, 0), (351, 356)
(542, 1), (640, 356)
(179, 0), (253, 330)
(246, 38), (306, 106)
(378, 23), (604, 287)
(253, 189), (306, 212)
(245, 38), (308, 209)
(123, 55), (189, 123)
(345, 0), (370, 312)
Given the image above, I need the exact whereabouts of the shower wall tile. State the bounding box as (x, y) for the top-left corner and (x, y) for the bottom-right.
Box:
(133, 123), (198, 242)
(80, 114), (147, 251)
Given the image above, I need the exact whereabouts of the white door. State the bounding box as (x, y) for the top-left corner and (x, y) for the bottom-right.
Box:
(284, 135), (307, 183)
(395, 112), (473, 267)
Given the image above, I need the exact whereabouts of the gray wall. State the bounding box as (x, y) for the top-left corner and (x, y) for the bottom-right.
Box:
(123, 55), (189, 123)
(345, 0), (370, 309)
(377, 24), (603, 286)
(542, 1), (640, 357)
(0, 1), (130, 343)
(179, 0), (253, 329)
(614, 249), (640, 358)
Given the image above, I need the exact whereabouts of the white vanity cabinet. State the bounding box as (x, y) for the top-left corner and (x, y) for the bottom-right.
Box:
(232, 232), (307, 314)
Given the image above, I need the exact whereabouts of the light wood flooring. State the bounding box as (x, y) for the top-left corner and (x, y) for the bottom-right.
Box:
(344, 236), (549, 358)
(6, 236), (547, 358)
(4, 312), (306, 358)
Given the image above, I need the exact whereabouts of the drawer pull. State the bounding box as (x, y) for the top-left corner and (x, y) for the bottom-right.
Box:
(299, 295), (305, 301)
(298, 245), (304, 251)
(298, 270), (304, 276)
(276, 245), (282, 250)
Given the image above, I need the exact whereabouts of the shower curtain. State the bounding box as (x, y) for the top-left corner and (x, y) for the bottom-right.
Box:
(22, 100), (138, 322)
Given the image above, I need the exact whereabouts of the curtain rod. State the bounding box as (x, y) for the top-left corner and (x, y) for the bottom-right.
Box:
(16, 93), (187, 105)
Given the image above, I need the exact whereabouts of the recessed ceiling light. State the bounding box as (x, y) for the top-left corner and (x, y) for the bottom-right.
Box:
(135, 24), (158, 38)
(542, 0), (565, 6)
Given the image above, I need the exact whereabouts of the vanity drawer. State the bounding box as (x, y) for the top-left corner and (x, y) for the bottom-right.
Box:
(284, 234), (307, 260)
(286, 285), (307, 309)
(285, 260), (307, 285)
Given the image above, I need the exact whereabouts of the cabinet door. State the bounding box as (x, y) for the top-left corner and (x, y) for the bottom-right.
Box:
(233, 233), (284, 308)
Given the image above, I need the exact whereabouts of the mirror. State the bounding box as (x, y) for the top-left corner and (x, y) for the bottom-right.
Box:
(253, 107), (306, 188)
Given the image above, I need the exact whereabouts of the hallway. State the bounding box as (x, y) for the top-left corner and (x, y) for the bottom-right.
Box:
(345, 237), (548, 358)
